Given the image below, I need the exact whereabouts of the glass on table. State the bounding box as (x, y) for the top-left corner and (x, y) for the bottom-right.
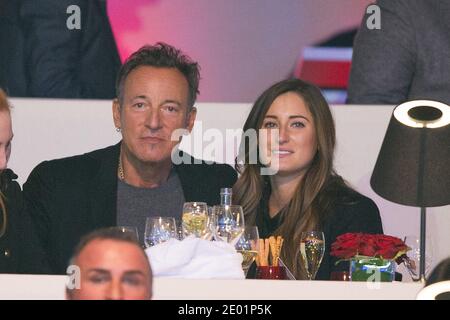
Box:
(255, 266), (288, 280)
(108, 226), (139, 242)
(404, 235), (433, 281)
(300, 231), (325, 280)
(182, 202), (209, 238)
(235, 226), (259, 277)
(144, 217), (177, 248)
(175, 219), (184, 240)
(213, 205), (245, 245)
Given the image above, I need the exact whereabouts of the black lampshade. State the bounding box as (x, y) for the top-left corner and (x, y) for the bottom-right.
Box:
(371, 100), (450, 207)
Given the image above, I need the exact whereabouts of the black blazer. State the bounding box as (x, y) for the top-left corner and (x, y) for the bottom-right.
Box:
(0, 0), (120, 98)
(23, 143), (237, 274)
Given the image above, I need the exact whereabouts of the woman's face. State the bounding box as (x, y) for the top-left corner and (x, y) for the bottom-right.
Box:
(0, 110), (12, 170)
(260, 92), (317, 177)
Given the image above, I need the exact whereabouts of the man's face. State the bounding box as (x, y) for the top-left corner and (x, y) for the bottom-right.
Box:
(68, 239), (152, 300)
(113, 66), (196, 165)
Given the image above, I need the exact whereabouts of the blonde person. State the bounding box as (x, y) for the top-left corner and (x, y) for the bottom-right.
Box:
(233, 79), (383, 280)
(0, 89), (47, 274)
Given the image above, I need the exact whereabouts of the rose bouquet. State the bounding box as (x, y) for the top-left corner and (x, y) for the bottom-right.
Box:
(331, 233), (411, 282)
(331, 233), (410, 261)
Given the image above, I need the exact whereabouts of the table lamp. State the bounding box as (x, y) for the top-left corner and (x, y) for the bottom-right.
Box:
(370, 100), (450, 282)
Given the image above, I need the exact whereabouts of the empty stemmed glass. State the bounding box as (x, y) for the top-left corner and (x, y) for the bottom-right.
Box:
(404, 235), (433, 281)
(300, 231), (325, 280)
(108, 226), (139, 242)
(144, 217), (177, 248)
(235, 226), (259, 277)
(213, 205), (245, 245)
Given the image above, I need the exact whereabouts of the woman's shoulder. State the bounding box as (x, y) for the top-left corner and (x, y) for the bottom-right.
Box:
(322, 176), (376, 209)
(323, 183), (383, 234)
(0, 169), (21, 194)
(336, 188), (377, 210)
(0, 169), (22, 213)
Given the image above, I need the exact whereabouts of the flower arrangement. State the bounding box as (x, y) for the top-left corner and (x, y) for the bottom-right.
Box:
(331, 233), (410, 262)
(331, 233), (411, 282)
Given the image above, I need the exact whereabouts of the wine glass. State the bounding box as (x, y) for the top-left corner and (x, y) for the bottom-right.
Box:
(204, 207), (217, 241)
(144, 217), (177, 247)
(235, 226), (259, 277)
(300, 231), (325, 280)
(404, 235), (433, 281)
(107, 226), (139, 243)
(182, 202), (209, 238)
(175, 219), (184, 240)
(213, 205), (245, 245)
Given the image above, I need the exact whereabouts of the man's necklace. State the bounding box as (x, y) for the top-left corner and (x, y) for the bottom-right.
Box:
(118, 154), (124, 180)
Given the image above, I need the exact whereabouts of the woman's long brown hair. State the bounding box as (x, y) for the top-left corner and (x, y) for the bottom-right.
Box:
(233, 79), (354, 279)
(0, 88), (10, 238)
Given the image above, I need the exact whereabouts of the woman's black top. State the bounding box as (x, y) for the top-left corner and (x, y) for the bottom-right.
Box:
(254, 181), (384, 280)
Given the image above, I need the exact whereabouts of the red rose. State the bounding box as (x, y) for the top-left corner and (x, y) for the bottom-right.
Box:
(331, 233), (362, 259)
(331, 233), (409, 260)
(374, 235), (408, 259)
(358, 234), (378, 256)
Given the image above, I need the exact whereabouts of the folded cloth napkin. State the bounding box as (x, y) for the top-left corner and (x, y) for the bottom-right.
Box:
(146, 236), (245, 279)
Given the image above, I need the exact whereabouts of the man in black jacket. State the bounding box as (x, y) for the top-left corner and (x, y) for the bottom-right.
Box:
(0, 0), (120, 98)
(23, 43), (237, 274)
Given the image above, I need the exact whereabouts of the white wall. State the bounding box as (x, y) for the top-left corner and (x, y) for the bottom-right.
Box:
(9, 98), (450, 280)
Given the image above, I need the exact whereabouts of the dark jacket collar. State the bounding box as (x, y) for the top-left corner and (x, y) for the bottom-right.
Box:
(85, 142), (203, 229)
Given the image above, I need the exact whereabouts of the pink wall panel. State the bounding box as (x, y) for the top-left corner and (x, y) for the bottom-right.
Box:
(107, 0), (372, 102)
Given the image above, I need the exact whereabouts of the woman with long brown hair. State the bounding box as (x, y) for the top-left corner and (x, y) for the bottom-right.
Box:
(233, 79), (383, 280)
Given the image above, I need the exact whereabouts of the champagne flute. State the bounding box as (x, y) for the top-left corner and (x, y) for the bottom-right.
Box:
(144, 217), (177, 247)
(235, 226), (259, 277)
(182, 202), (209, 238)
(213, 205), (245, 245)
(300, 231), (325, 280)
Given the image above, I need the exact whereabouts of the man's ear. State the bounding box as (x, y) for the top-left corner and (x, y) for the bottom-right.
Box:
(186, 107), (197, 133)
(112, 99), (122, 129)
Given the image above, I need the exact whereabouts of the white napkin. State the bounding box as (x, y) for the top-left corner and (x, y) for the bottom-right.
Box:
(146, 236), (245, 279)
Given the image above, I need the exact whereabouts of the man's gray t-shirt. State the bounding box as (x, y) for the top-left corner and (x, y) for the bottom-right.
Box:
(116, 170), (185, 245)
